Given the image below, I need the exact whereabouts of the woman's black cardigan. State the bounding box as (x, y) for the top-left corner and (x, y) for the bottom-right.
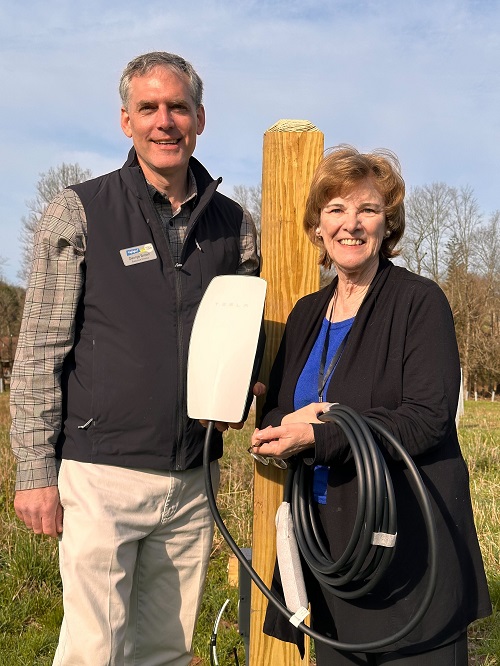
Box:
(261, 259), (491, 654)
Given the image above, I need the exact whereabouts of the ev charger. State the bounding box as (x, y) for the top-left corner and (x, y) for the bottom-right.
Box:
(187, 275), (267, 424)
(187, 274), (310, 651)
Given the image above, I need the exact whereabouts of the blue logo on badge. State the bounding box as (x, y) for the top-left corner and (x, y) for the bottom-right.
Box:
(126, 248), (140, 256)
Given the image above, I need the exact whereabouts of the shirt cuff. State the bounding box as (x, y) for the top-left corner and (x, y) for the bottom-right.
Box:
(15, 458), (59, 491)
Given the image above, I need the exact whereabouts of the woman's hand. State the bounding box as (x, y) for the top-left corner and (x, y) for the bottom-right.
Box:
(250, 402), (333, 460)
(281, 402), (334, 426)
(250, 422), (315, 459)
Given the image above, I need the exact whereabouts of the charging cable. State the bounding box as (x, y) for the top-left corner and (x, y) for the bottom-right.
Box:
(210, 599), (230, 666)
(203, 403), (438, 652)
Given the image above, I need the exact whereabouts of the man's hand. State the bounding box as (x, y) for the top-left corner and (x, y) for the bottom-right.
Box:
(14, 486), (63, 538)
(251, 381), (266, 399)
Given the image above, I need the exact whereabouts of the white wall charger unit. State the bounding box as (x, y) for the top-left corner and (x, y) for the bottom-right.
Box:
(187, 275), (267, 424)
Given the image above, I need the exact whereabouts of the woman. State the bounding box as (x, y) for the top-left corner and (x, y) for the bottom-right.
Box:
(251, 146), (491, 665)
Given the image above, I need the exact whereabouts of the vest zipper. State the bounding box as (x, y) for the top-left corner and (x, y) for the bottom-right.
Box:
(174, 267), (185, 470)
(145, 187), (187, 470)
(144, 174), (221, 470)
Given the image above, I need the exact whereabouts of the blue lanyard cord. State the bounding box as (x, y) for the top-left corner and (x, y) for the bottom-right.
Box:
(317, 330), (349, 402)
(317, 296), (351, 402)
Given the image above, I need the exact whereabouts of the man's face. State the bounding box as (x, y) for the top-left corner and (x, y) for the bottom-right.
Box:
(120, 66), (205, 186)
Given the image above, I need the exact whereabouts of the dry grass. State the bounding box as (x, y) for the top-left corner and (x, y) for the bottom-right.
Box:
(459, 401), (500, 664)
(0, 392), (17, 541)
(212, 423), (255, 555)
(1, 395), (499, 664)
(460, 402), (500, 581)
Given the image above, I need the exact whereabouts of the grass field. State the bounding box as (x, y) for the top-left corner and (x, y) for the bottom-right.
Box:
(0, 393), (498, 665)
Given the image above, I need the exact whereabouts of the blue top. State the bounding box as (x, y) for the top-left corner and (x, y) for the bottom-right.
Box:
(294, 316), (354, 503)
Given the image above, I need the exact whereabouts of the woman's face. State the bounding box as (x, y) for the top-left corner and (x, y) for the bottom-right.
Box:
(318, 178), (387, 281)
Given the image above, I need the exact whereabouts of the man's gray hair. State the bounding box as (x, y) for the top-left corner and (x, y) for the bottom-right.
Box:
(119, 52), (203, 110)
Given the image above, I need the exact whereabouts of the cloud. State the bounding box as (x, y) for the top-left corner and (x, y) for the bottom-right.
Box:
(1, 0), (499, 283)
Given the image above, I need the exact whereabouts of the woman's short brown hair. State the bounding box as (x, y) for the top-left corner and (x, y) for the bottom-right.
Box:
(304, 145), (406, 268)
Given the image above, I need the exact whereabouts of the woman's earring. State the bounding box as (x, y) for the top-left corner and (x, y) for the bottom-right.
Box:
(384, 229), (391, 238)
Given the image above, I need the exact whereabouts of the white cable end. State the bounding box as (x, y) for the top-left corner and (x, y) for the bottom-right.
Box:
(289, 606), (310, 627)
(320, 402), (339, 413)
(371, 531), (397, 547)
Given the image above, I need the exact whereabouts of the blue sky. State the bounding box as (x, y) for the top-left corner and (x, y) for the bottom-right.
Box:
(1, 0), (499, 284)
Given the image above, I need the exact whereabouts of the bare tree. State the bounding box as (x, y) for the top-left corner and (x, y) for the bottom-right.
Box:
(447, 185), (482, 273)
(232, 184), (262, 233)
(401, 182), (453, 281)
(19, 163), (92, 284)
(475, 211), (500, 282)
(443, 189), (498, 396)
(468, 212), (500, 394)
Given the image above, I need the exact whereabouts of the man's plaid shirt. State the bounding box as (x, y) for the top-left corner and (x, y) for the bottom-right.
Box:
(10, 173), (259, 490)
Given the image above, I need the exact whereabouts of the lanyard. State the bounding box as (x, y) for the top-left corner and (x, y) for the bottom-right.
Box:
(317, 300), (350, 402)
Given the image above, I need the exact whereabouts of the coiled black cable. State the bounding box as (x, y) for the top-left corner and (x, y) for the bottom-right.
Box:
(203, 403), (438, 652)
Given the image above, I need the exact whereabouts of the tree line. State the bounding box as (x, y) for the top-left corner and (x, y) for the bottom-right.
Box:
(1, 168), (498, 397)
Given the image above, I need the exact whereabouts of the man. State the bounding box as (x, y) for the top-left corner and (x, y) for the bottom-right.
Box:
(11, 51), (260, 666)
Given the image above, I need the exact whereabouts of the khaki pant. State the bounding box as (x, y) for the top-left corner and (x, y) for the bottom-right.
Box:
(53, 459), (219, 666)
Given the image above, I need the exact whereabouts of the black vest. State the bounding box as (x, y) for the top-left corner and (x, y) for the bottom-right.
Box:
(57, 149), (245, 470)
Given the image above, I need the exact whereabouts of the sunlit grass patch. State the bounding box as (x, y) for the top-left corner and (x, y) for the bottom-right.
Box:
(1, 394), (498, 665)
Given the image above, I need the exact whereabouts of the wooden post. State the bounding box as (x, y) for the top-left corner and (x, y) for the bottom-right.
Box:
(249, 120), (324, 665)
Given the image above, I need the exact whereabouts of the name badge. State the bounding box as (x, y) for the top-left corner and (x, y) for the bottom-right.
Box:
(120, 243), (157, 266)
